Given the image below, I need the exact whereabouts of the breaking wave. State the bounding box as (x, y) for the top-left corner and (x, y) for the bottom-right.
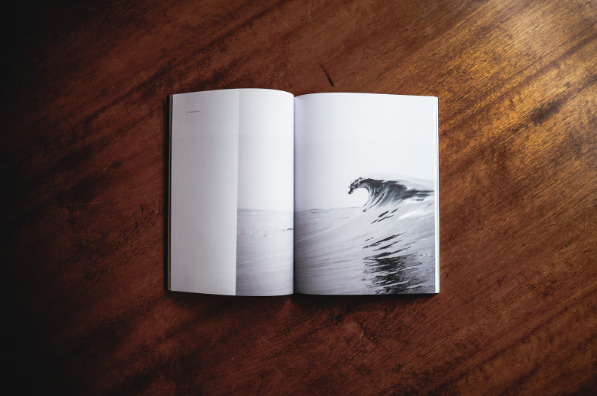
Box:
(295, 174), (437, 294)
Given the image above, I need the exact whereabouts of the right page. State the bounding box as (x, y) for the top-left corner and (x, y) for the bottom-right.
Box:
(294, 93), (439, 295)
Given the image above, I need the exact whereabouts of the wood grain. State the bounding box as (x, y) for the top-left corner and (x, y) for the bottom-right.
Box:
(2, 0), (597, 394)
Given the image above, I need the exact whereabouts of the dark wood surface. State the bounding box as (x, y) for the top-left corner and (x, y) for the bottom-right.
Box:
(3, 0), (597, 394)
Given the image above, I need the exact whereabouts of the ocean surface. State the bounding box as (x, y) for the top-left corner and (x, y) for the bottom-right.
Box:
(236, 209), (294, 295)
(295, 174), (437, 294)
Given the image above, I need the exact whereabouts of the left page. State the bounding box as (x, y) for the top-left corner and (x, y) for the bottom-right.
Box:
(169, 89), (294, 295)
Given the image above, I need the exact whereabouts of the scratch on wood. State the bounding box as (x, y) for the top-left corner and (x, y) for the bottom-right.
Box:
(357, 78), (365, 91)
(277, 15), (293, 30)
(320, 64), (335, 86)
(341, 6), (351, 18)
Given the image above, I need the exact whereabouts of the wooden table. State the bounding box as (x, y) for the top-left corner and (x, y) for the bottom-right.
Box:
(3, 0), (597, 394)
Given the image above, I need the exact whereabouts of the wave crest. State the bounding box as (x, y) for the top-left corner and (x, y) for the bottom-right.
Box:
(348, 174), (433, 212)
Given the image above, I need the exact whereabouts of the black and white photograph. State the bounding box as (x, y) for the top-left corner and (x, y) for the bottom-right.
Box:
(294, 93), (439, 294)
(234, 89), (295, 296)
(169, 90), (438, 296)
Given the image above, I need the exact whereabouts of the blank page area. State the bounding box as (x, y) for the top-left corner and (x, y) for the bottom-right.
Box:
(169, 89), (294, 295)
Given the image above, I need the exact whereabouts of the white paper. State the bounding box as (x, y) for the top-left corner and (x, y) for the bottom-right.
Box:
(169, 89), (294, 295)
(169, 90), (240, 295)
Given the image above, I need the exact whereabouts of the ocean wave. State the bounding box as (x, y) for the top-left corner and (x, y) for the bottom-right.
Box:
(295, 174), (436, 294)
(348, 174), (434, 212)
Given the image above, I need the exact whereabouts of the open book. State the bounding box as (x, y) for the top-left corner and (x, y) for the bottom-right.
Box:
(168, 89), (439, 295)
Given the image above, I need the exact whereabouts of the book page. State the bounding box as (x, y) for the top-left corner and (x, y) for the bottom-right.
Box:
(235, 89), (294, 295)
(169, 89), (294, 295)
(294, 93), (439, 295)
